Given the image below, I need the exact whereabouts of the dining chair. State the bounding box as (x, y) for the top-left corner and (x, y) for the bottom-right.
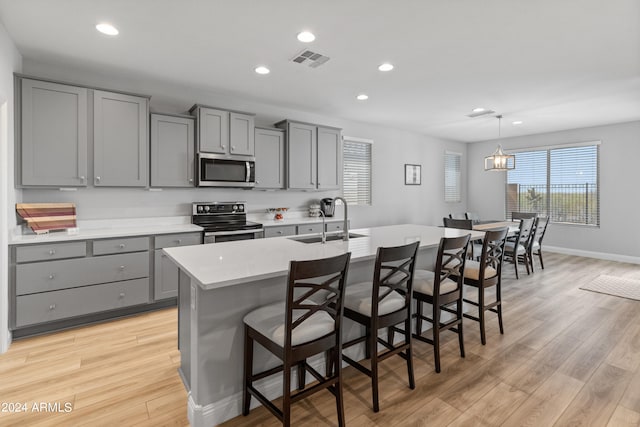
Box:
(464, 212), (480, 223)
(459, 228), (509, 345)
(504, 218), (535, 279)
(412, 234), (470, 373)
(529, 216), (549, 271)
(511, 212), (538, 220)
(242, 252), (351, 427)
(443, 217), (481, 260)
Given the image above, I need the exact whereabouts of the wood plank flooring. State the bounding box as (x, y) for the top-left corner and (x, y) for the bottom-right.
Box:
(1, 252), (639, 426)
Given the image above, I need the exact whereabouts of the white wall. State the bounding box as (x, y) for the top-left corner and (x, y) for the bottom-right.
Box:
(468, 120), (640, 260)
(20, 58), (467, 228)
(0, 20), (22, 353)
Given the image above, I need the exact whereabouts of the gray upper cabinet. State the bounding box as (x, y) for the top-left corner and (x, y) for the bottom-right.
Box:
(197, 107), (228, 154)
(254, 127), (285, 189)
(94, 90), (149, 187)
(317, 126), (342, 190)
(286, 122), (317, 190)
(150, 113), (195, 187)
(192, 105), (255, 156)
(20, 79), (88, 187)
(229, 112), (255, 156)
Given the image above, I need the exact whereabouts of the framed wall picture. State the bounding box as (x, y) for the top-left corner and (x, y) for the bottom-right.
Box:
(405, 164), (421, 185)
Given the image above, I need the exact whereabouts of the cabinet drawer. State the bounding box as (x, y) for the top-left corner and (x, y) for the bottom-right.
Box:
(264, 225), (297, 238)
(93, 236), (149, 255)
(15, 242), (86, 263)
(326, 221), (350, 233)
(155, 232), (202, 249)
(16, 278), (150, 327)
(297, 223), (324, 235)
(16, 252), (149, 296)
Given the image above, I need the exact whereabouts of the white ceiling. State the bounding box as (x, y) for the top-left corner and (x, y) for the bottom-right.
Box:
(1, 0), (639, 142)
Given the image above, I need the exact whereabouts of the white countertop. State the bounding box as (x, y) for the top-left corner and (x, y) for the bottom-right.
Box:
(164, 224), (485, 290)
(9, 216), (203, 245)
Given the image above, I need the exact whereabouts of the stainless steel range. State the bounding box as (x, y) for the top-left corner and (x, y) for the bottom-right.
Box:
(192, 202), (264, 243)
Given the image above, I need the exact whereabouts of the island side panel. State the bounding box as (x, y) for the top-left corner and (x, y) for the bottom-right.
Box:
(178, 269), (191, 389)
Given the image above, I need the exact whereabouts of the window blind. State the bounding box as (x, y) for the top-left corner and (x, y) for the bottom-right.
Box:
(343, 140), (372, 205)
(444, 152), (461, 203)
(506, 144), (599, 225)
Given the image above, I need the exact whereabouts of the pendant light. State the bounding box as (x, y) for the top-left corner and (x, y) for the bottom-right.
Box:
(484, 115), (515, 171)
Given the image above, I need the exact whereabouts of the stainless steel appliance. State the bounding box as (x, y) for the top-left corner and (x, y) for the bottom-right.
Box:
(197, 153), (256, 188)
(320, 198), (335, 217)
(192, 202), (263, 243)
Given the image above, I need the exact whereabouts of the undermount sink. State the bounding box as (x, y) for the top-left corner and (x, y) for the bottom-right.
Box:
(289, 233), (366, 244)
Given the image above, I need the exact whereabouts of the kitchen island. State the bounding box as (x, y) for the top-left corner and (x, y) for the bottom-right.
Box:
(164, 224), (484, 427)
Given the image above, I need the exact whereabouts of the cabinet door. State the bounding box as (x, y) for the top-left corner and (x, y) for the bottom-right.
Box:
(287, 122), (317, 190)
(94, 90), (148, 187)
(198, 107), (229, 154)
(229, 112), (255, 156)
(255, 128), (285, 189)
(154, 250), (178, 300)
(150, 114), (195, 187)
(317, 127), (342, 190)
(21, 79), (88, 186)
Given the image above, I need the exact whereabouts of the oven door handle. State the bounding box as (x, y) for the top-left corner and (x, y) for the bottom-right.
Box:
(205, 228), (264, 237)
(246, 162), (251, 183)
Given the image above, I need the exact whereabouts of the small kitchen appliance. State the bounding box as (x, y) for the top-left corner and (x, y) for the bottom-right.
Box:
(320, 198), (335, 217)
(192, 202), (263, 243)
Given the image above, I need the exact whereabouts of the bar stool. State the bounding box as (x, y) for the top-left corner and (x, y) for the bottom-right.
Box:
(412, 234), (470, 373)
(242, 252), (351, 427)
(504, 218), (535, 279)
(460, 228), (509, 345)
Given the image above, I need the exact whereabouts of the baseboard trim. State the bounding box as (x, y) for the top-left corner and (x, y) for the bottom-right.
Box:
(0, 329), (11, 354)
(545, 246), (640, 265)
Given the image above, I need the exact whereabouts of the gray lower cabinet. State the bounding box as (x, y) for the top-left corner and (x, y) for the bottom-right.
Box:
(317, 127), (342, 190)
(255, 127), (285, 189)
(264, 225), (297, 238)
(93, 90), (149, 187)
(20, 78), (88, 187)
(153, 232), (202, 300)
(150, 113), (195, 187)
(263, 221), (349, 238)
(297, 223), (324, 235)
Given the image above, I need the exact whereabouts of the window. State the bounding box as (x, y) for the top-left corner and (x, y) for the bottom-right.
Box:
(342, 137), (372, 205)
(444, 151), (462, 203)
(506, 143), (600, 225)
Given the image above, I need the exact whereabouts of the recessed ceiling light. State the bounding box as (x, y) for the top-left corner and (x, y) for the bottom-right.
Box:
(356, 94), (369, 101)
(378, 63), (394, 72)
(472, 107), (486, 113)
(297, 31), (315, 43)
(254, 66), (270, 75)
(512, 120), (523, 125)
(96, 23), (119, 36)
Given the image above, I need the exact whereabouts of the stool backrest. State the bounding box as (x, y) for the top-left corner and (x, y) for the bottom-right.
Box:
(435, 234), (471, 298)
(285, 253), (351, 349)
(443, 217), (473, 230)
(512, 211), (538, 220)
(514, 218), (535, 249)
(532, 216), (549, 246)
(478, 228), (509, 282)
(371, 241), (420, 319)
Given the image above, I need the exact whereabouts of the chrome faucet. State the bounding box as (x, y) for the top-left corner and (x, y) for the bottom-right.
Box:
(334, 196), (349, 241)
(319, 210), (327, 244)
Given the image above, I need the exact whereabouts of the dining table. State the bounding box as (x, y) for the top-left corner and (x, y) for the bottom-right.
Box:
(472, 220), (521, 233)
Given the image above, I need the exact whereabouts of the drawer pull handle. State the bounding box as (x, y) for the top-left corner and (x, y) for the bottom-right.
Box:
(119, 265), (125, 270)
(277, 231), (283, 235)
(176, 239), (182, 244)
(49, 304), (56, 311)
(49, 249), (56, 255)
(119, 244), (126, 249)
(119, 293), (125, 298)
(49, 274), (55, 280)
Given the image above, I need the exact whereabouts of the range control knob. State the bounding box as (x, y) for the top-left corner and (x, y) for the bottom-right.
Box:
(232, 205), (238, 211)
(204, 205), (210, 212)
(238, 205), (244, 211)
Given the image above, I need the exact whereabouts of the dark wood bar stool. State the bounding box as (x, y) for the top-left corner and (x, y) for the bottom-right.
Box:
(412, 234), (470, 373)
(242, 252), (351, 427)
(504, 218), (535, 279)
(529, 216), (549, 271)
(341, 241), (419, 412)
(459, 228), (509, 345)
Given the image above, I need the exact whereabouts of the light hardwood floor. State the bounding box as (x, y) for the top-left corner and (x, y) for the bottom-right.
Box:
(1, 252), (640, 426)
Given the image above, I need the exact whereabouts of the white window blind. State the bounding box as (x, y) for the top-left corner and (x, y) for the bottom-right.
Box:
(343, 139), (372, 205)
(444, 151), (461, 203)
(506, 143), (599, 225)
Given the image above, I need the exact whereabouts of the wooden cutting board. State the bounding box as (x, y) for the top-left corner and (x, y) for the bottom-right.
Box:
(16, 203), (77, 234)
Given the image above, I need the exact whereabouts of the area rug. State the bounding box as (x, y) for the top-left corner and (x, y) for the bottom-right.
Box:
(579, 275), (640, 301)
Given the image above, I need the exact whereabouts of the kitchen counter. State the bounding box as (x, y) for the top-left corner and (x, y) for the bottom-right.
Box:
(9, 216), (203, 245)
(165, 224), (484, 426)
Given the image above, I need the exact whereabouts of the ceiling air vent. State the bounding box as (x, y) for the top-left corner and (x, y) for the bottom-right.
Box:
(466, 109), (496, 118)
(291, 49), (330, 68)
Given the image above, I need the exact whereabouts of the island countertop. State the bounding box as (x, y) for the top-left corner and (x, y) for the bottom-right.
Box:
(163, 224), (484, 290)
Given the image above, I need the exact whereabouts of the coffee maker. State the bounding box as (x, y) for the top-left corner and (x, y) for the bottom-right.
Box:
(320, 198), (335, 217)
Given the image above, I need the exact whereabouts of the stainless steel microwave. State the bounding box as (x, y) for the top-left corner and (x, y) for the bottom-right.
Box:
(197, 153), (256, 188)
